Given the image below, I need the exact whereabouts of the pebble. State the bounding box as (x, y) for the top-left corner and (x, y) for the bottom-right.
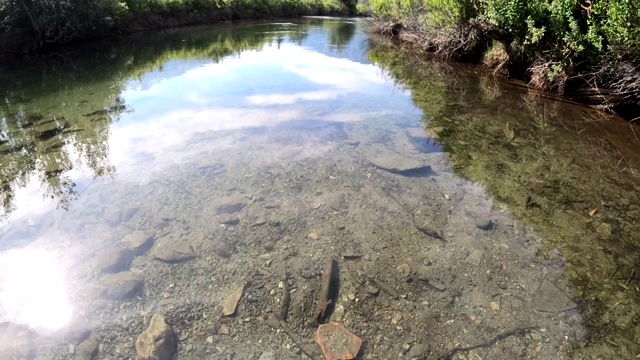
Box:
(408, 343), (428, 358)
(259, 351), (275, 360)
(596, 222), (612, 236)
(490, 301), (500, 311)
(366, 285), (380, 296)
(474, 218), (493, 230)
(218, 324), (230, 335)
(206, 336), (214, 344)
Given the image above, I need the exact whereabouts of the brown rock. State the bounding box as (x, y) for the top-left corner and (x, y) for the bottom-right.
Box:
(135, 313), (177, 360)
(124, 231), (154, 254)
(222, 283), (246, 316)
(101, 271), (143, 300)
(95, 248), (133, 273)
(151, 240), (196, 263)
(315, 322), (362, 360)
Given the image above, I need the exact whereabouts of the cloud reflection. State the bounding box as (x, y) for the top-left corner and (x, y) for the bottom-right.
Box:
(0, 248), (72, 330)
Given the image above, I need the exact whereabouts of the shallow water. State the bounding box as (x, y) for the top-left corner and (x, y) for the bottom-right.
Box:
(0, 17), (639, 360)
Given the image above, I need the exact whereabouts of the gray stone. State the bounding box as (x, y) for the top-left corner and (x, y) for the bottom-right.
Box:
(77, 337), (98, 360)
(259, 351), (275, 360)
(474, 218), (493, 230)
(324, 193), (347, 212)
(104, 207), (122, 227)
(366, 285), (380, 296)
(135, 313), (178, 360)
(369, 149), (426, 173)
(596, 223), (612, 236)
(464, 249), (484, 266)
(123, 231), (154, 254)
(408, 343), (428, 358)
(101, 272), (143, 300)
(122, 207), (139, 222)
(217, 214), (240, 225)
(216, 197), (247, 214)
(152, 240), (196, 263)
(531, 280), (577, 312)
(95, 248), (133, 273)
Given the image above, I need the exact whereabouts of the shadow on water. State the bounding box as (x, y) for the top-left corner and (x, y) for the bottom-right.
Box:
(368, 38), (640, 358)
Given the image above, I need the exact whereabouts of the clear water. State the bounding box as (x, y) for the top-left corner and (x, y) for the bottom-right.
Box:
(0, 17), (639, 360)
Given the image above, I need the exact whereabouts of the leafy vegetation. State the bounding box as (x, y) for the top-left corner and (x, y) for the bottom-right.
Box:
(0, 0), (361, 53)
(368, 0), (640, 110)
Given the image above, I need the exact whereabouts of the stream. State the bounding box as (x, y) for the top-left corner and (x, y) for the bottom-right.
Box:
(1, 17), (639, 360)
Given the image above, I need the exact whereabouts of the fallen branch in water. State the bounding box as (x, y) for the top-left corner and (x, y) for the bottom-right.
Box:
(437, 327), (539, 360)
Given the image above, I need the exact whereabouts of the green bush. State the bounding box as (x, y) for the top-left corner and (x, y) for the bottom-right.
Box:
(370, 0), (640, 74)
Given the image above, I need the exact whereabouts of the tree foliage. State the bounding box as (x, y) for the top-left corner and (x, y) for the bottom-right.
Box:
(0, 0), (355, 52)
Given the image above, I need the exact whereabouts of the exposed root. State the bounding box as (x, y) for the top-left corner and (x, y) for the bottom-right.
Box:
(528, 59), (568, 94)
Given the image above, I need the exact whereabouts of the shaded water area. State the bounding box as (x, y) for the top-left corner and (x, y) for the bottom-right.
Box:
(0, 17), (639, 360)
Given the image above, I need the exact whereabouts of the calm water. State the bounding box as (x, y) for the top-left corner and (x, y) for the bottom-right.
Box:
(1, 17), (639, 359)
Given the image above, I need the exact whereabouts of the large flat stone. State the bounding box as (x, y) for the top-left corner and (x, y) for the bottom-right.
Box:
(101, 272), (143, 300)
(531, 280), (577, 312)
(152, 240), (196, 263)
(368, 149), (430, 174)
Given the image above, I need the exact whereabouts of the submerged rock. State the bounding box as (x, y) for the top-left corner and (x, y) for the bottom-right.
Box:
(315, 322), (362, 360)
(77, 337), (98, 360)
(369, 149), (429, 174)
(101, 271), (143, 300)
(474, 218), (493, 230)
(103, 207), (122, 227)
(531, 280), (577, 312)
(152, 240), (196, 263)
(216, 196), (247, 214)
(123, 230), (154, 254)
(217, 214), (240, 225)
(95, 248), (133, 273)
(135, 313), (178, 360)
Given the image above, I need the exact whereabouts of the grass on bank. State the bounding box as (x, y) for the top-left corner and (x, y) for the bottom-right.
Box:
(367, 0), (640, 111)
(0, 0), (365, 53)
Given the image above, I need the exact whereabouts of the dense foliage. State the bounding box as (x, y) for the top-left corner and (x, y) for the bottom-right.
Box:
(0, 0), (358, 52)
(370, 0), (640, 94)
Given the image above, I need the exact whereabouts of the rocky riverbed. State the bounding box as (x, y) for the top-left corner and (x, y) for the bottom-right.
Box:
(0, 118), (585, 359)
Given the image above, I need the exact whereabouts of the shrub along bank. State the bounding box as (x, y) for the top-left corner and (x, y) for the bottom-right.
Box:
(368, 0), (640, 117)
(0, 0), (359, 53)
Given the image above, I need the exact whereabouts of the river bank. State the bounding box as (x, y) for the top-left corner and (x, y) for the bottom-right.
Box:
(0, 0), (368, 57)
(366, 15), (640, 122)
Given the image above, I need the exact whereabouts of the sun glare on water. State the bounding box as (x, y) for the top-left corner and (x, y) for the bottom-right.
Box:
(0, 248), (72, 330)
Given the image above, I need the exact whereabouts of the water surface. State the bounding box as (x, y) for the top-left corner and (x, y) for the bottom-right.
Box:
(1, 17), (639, 359)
